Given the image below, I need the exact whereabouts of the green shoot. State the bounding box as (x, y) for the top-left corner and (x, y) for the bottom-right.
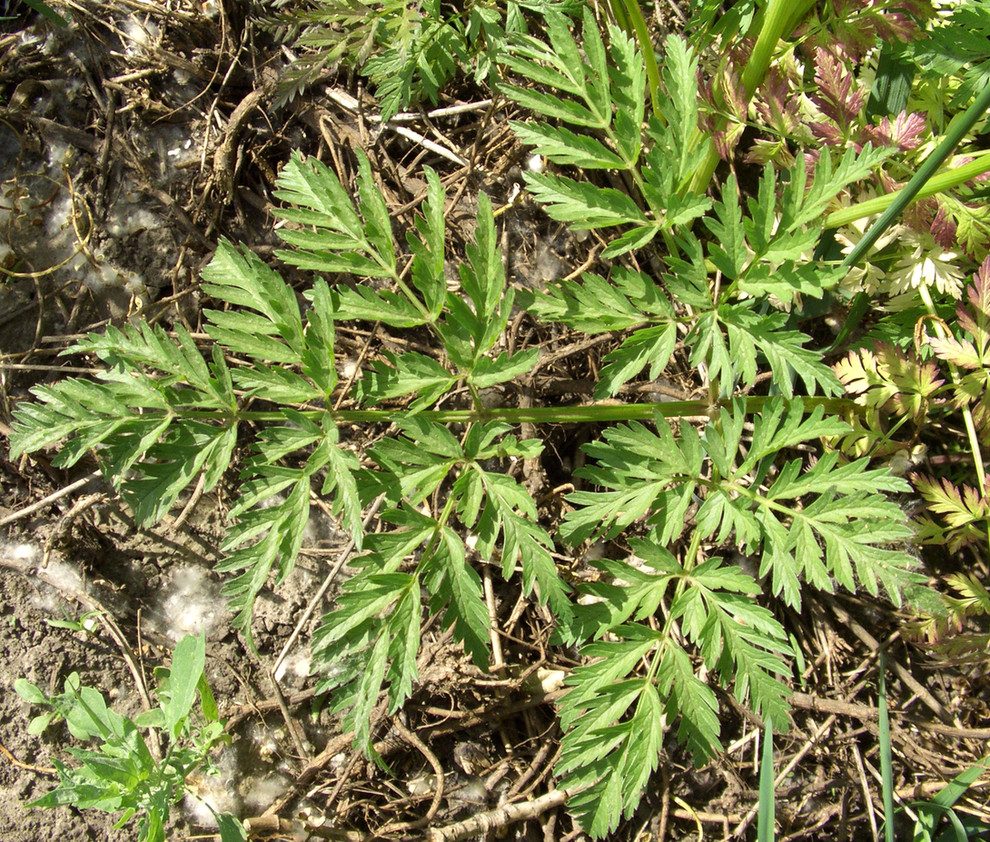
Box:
(14, 634), (241, 842)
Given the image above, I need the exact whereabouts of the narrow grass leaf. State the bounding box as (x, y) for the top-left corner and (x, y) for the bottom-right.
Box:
(758, 719), (775, 842)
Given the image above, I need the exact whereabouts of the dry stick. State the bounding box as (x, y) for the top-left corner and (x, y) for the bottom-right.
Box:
(501, 588), (530, 640)
(37, 279), (203, 343)
(671, 807), (741, 826)
(851, 740), (881, 840)
(223, 688), (316, 731)
(779, 806), (845, 842)
(170, 471), (205, 532)
(828, 599), (950, 721)
(323, 88), (481, 170)
(790, 692), (990, 740)
(334, 326), (380, 412)
(95, 89), (117, 212)
(423, 689), (567, 739)
(503, 736), (557, 800)
(210, 83), (269, 199)
(863, 760), (932, 822)
(378, 718), (446, 833)
(262, 634), (452, 821)
(730, 710), (844, 840)
(321, 734), (384, 817)
(199, 21), (245, 173)
(426, 787), (575, 842)
(0, 472), (101, 528)
(391, 124), (470, 168)
(541, 811), (557, 842)
(272, 677), (311, 766)
(41, 329), (212, 345)
(0, 737), (56, 775)
(483, 565), (506, 670)
(260, 724), (380, 821)
(42, 492), (103, 566)
(657, 766), (671, 842)
(141, 185), (216, 251)
(387, 99), (494, 122)
(12, 115), (99, 154)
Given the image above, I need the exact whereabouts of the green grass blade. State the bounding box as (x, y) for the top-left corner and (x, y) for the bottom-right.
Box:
(825, 68), (990, 356)
(825, 153), (990, 230)
(865, 40), (914, 121)
(842, 82), (990, 271)
(758, 717), (775, 842)
(21, 0), (68, 26)
(931, 758), (990, 811)
(879, 651), (896, 842)
(940, 808), (968, 842)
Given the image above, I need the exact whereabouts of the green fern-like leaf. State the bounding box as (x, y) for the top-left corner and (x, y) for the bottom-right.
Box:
(781, 146), (891, 233)
(928, 256), (990, 429)
(421, 526), (492, 666)
(914, 0), (990, 107)
(202, 242), (308, 362)
(561, 414), (705, 546)
(120, 422), (239, 527)
(274, 151), (401, 283)
(350, 188), (538, 405)
(520, 173), (648, 229)
(459, 462), (572, 620)
(654, 34), (711, 190)
(510, 122), (625, 169)
(518, 267), (671, 334)
(705, 172), (750, 281)
(518, 267), (678, 397)
(500, 8), (615, 129)
(562, 399), (921, 609)
(914, 474), (990, 552)
(364, 14), (468, 120)
(691, 304), (842, 398)
(501, 10), (710, 257)
(10, 322), (239, 527)
(312, 568), (421, 746)
(218, 468), (314, 642)
(558, 674), (667, 838)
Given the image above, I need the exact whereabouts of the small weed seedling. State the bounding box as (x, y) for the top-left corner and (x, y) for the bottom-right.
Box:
(15, 634), (243, 842)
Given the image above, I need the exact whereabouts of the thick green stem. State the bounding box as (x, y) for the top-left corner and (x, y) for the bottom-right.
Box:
(201, 395), (860, 427)
(842, 83), (990, 271)
(825, 152), (990, 230)
(687, 0), (815, 196)
(739, 0), (810, 101)
(609, 0), (661, 116)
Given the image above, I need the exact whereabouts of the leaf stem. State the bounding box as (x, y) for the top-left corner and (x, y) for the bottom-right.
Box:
(681, 524), (704, 576)
(917, 283), (988, 497)
(825, 152), (990, 230)
(842, 82), (990, 271)
(199, 395), (861, 426)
